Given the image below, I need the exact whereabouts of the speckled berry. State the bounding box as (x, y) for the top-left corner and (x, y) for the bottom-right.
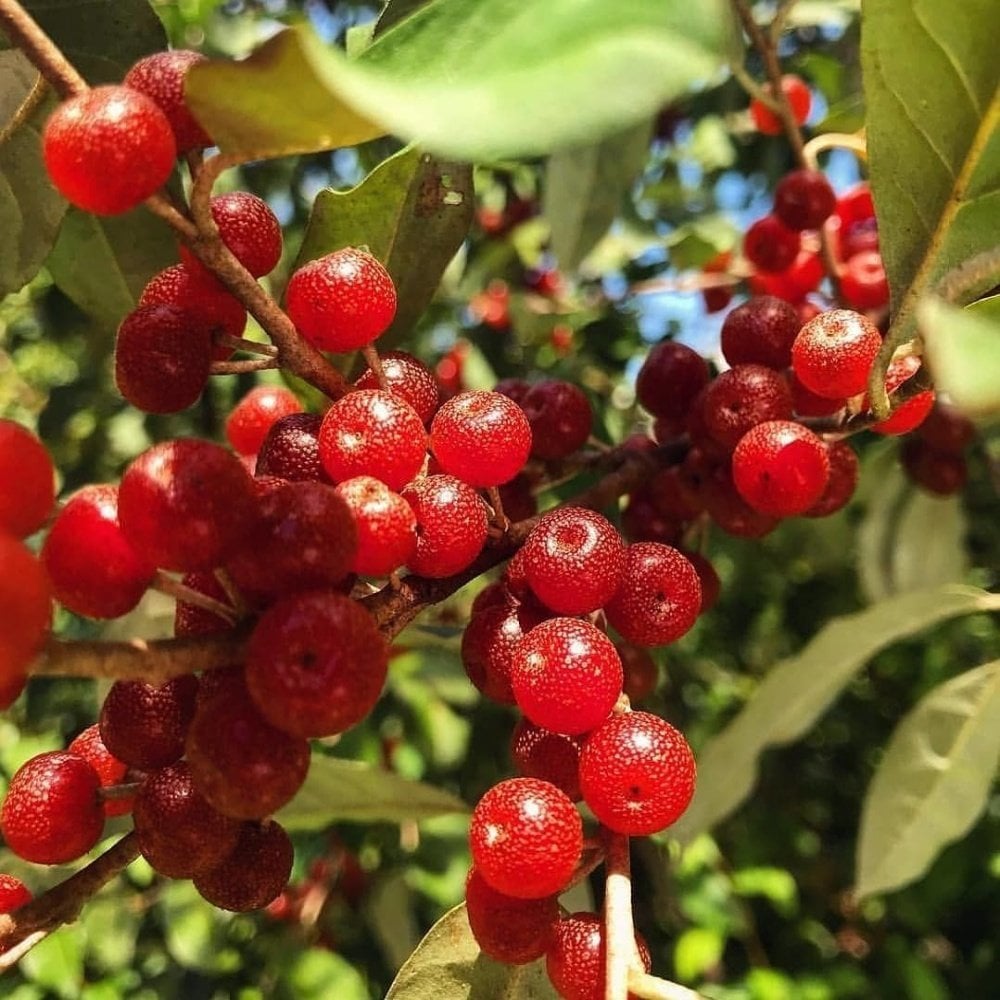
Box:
(520, 381), (592, 461)
(335, 476), (416, 577)
(194, 819), (293, 912)
(465, 868), (559, 965)
(0, 874), (31, 914)
(354, 351), (440, 425)
(402, 475), (489, 578)
(256, 412), (329, 482)
(791, 309), (881, 399)
(226, 386), (303, 456)
(805, 440), (859, 517)
(123, 50), (212, 152)
(635, 342), (709, 424)
(462, 602), (548, 705)
(510, 719), (584, 801)
(181, 192), (282, 278)
(721, 296), (800, 370)
(703, 364), (793, 450)
(68, 724), (132, 818)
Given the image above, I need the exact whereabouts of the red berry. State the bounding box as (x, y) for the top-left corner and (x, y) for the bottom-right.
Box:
(682, 550), (721, 613)
(256, 412), (329, 482)
(132, 761), (241, 878)
(354, 351), (440, 425)
(99, 676), (199, 771)
(835, 183), (875, 230)
(173, 571), (235, 637)
(0, 421), (54, 538)
(123, 50), (212, 152)
(635, 342), (709, 423)
(720, 296), (800, 370)
(744, 215), (800, 273)
(748, 250), (824, 303)
(917, 403), (976, 453)
(792, 309), (881, 399)
(750, 74), (811, 135)
(498, 475), (538, 523)
(225, 386), (303, 456)
(182, 192), (282, 278)
(430, 390), (531, 487)
(901, 439), (967, 496)
(401, 475), (489, 578)
(68, 724), (132, 818)
(510, 618), (622, 735)
(805, 440), (859, 517)
(465, 868), (559, 965)
(703, 364), (794, 450)
(579, 711), (695, 835)
(43, 85), (176, 215)
(469, 778), (582, 899)
(286, 248), (396, 351)
(618, 642), (659, 703)
(842, 250), (890, 310)
(118, 439), (256, 572)
(788, 367), (846, 417)
(0, 874), (31, 913)
(319, 389), (426, 491)
(194, 819), (293, 912)
(546, 912), (651, 1000)
(519, 507), (626, 615)
(520, 380), (593, 461)
(495, 378), (532, 406)
(702, 462), (780, 538)
(731, 420), (830, 517)
(647, 466), (702, 522)
(246, 590), (388, 738)
(510, 719), (584, 801)
(1, 751), (104, 864)
(462, 602), (547, 705)
(621, 490), (684, 546)
(605, 543), (701, 647)
(773, 169), (836, 230)
(0, 533), (52, 667)
(872, 389), (936, 436)
(335, 476), (416, 577)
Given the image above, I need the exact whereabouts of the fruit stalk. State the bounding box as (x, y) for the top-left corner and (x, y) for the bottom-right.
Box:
(0, 0), (87, 98)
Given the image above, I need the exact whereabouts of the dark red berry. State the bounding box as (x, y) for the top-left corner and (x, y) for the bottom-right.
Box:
(842, 250), (889, 310)
(805, 441), (859, 517)
(174, 571), (235, 637)
(0, 874), (31, 913)
(226, 386), (303, 456)
(0, 420), (54, 538)
(462, 602), (547, 705)
(773, 169), (836, 230)
(721, 296), (800, 370)
(901, 439), (967, 496)
(750, 74), (811, 135)
(791, 309), (881, 399)
(469, 778), (582, 899)
(618, 642), (659, 703)
(354, 351), (440, 425)
(286, 248), (396, 351)
(702, 463), (780, 538)
(635, 342), (709, 423)
(335, 476), (416, 577)
(682, 550), (721, 613)
(43, 86), (176, 215)
(520, 381), (592, 461)
(68, 724), (132, 818)
(510, 719), (584, 801)
(194, 819), (293, 911)
(788, 367), (846, 417)
(465, 868), (559, 965)
(495, 378), (532, 406)
(917, 403), (976, 453)
(744, 215), (800, 273)
(498, 475), (538, 523)
(256, 412), (329, 482)
(579, 711), (695, 835)
(703, 364), (794, 450)
(621, 490), (684, 546)
(402, 475), (489, 578)
(648, 466), (701, 522)
(123, 50), (212, 152)
(182, 193), (282, 278)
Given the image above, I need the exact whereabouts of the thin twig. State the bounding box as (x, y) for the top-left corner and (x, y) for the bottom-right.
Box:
(802, 130), (867, 167)
(769, 0), (800, 42)
(0, 71), (46, 147)
(218, 334), (279, 357)
(605, 832), (639, 1000)
(151, 570), (238, 624)
(210, 358), (280, 375)
(627, 971), (707, 1000)
(362, 344), (390, 392)
(0, 0), (87, 98)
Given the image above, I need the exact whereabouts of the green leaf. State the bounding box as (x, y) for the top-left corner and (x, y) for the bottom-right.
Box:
(670, 586), (1000, 844)
(0, 53), (66, 297)
(294, 146), (473, 346)
(861, 0), (1000, 409)
(543, 120), (652, 271)
(20, 925), (85, 999)
(665, 215), (739, 270)
(920, 295), (1000, 415)
(279, 949), (368, 1000)
(277, 755), (468, 831)
(674, 927), (725, 983)
(856, 659), (1000, 899)
(45, 206), (178, 330)
(159, 882), (239, 974)
(385, 903), (558, 999)
(186, 1), (731, 162)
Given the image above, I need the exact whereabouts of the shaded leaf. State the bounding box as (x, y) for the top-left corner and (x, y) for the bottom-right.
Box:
(861, 0), (1000, 405)
(385, 903), (558, 999)
(671, 586), (1000, 844)
(294, 146), (472, 346)
(278, 755), (468, 830)
(279, 948), (368, 1000)
(186, 1), (731, 162)
(543, 120), (652, 271)
(920, 295), (1000, 416)
(856, 659), (1000, 899)
(20, 925), (85, 999)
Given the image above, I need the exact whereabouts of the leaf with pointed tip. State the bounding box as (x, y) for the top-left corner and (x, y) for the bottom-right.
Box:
(856, 659), (1000, 899)
(670, 586), (1000, 844)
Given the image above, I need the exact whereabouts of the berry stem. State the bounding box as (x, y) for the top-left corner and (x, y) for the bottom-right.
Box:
(361, 344), (390, 392)
(486, 486), (509, 534)
(213, 567), (250, 617)
(626, 970), (706, 1000)
(0, 832), (139, 967)
(803, 130), (868, 166)
(604, 831), (639, 1000)
(97, 781), (142, 801)
(0, 71), (46, 147)
(151, 570), (239, 624)
(210, 357), (280, 375)
(217, 334), (279, 357)
(0, 0), (87, 98)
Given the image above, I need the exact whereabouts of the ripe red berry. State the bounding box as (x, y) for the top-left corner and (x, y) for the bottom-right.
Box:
(68, 724), (132, 818)
(791, 309), (881, 399)
(123, 50), (212, 152)
(703, 364), (794, 450)
(132, 761), (241, 878)
(618, 642), (659, 703)
(194, 819), (293, 912)
(462, 602), (547, 705)
(520, 381), (593, 461)
(181, 192), (282, 279)
(621, 490), (684, 547)
(99, 676), (198, 771)
(469, 778), (582, 899)
(750, 74), (811, 135)
(510, 618), (622, 735)
(605, 543), (702, 647)
(255, 412), (329, 482)
(0, 874), (32, 913)
(788, 366), (846, 417)
(286, 248), (396, 352)
(402, 474), (489, 578)
(0, 533), (52, 666)
(682, 550), (721, 613)
(546, 912), (651, 1000)
(0, 420), (54, 538)
(872, 389), (936, 436)
(805, 441), (859, 517)
(721, 296), (800, 370)
(901, 438), (967, 496)
(579, 711), (695, 835)
(495, 377), (532, 406)
(519, 507), (626, 615)
(118, 439), (256, 571)
(225, 386), (303, 456)
(773, 169), (836, 230)
(635, 341), (709, 423)
(842, 250), (890, 310)
(1, 751), (104, 864)
(43, 85), (176, 215)
(744, 214), (801, 273)
(319, 389), (426, 491)
(917, 403), (976, 453)
(334, 476), (416, 577)
(354, 351), (440, 425)
(465, 868), (559, 965)
(748, 249), (824, 303)
(173, 571), (235, 637)
(510, 719), (584, 801)
(835, 183), (875, 230)
(246, 590), (388, 738)
(185, 671), (310, 819)
(702, 462), (780, 538)
(430, 390), (532, 487)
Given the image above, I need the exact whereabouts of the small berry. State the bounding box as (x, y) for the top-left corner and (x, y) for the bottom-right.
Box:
(335, 476), (417, 577)
(744, 215), (800, 273)
(788, 366), (846, 417)
(498, 475), (538, 523)
(286, 248), (396, 351)
(682, 550), (721, 613)
(0, 533), (52, 665)
(635, 342), (709, 423)
(354, 351), (440, 425)
(256, 412), (329, 482)
(806, 440), (859, 517)
(842, 250), (890, 310)
(621, 490), (683, 546)
(173, 571), (235, 637)
(605, 543), (702, 647)
(194, 819), (293, 912)
(462, 602), (548, 705)
(43, 86), (176, 215)
(0, 874), (31, 913)
(67, 724), (132, 818)
(226, 386), (303, 456)
(835, 183), (875, 230)
(720, 296), (800, 370)
(510, 618), (622, 735)
(917, 403), (976, 453)
(469, 778), (582, 899)
(750, 75), (811, 135)
(791, 309), (881, 399)
(520, 381), (592, 461)
(510, 719), (584, 801)
(181, 192), (282, 278)
(618, 642), (659, 703)
(702, 462), (779, 538)
(731, 420), (830, 517)
(901, 439), (967, 496)
(703, 364), (794, 450)
(748, 250), (824, 303)
(465, 868), (559, 965)
(402, 475), (489, 578)
(0, 420), (54, 538)
(1, 751), (104, 864)
(579, 711), (695, 835)
(773, 169), (836, 230)
(495, 378), (532, 406)
(123, 50), (212, 152)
